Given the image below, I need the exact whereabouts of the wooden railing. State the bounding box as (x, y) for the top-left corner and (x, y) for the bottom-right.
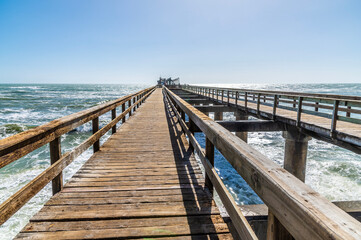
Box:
(182, 85), (361, 153)
(184, 85), (361, 129)
(0, 86), (155, 225)
(164, 86), (361, 240)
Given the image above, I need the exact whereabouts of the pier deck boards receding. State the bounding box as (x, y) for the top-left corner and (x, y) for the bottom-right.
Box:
(16, 89), (233, 239)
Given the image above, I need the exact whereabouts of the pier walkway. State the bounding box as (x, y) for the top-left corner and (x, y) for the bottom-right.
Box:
(1, 85), (361, 240)
(14, 89), (233, 239)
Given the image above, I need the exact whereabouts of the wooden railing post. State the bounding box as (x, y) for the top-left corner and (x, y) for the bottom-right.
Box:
(257, 93), (261, 116)
(273, 95), (278, 120)
(331, 100), (339, 137)
(227, 91), (230, 105)
(92, 117), (100, 152)
(245, 92), (248, 109)
(221, 90), (224, 102)
(346, 102), (351, 117)
(122, 103), (126, 123)
(296, 97), (303, 127)
(205, 137), (214, 195)
(189, 119), (195, 152)
(128, 99), (132, 117)
(235, 91), (239, 106)
(50, 137), (62, 195)
(133, 97), (136, 112)
(111, 108), (116, 134)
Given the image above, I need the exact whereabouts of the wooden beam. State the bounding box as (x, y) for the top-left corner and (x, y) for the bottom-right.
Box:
(194, 105), (234, 112)
(216, 120), (286, 132)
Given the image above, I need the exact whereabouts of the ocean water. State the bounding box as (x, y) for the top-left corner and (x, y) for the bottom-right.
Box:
(0, 83), (360, 239)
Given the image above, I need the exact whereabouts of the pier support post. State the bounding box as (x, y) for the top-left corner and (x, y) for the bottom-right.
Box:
(214, 111), (223, 121)
(50, 137), (62, 195)
(234, 110), (248, 143)
(92, 117), (100, 153)
(205, 137), (214, 195)
(267, 128), (311, 239)
(282, 129), (311, 181)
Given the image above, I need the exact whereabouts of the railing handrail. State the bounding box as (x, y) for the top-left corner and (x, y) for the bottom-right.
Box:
(185, 84), (361, 102)
(0, 86), (156, 226)
(164, 86), (361, 240)
(0, 86), (155, 169)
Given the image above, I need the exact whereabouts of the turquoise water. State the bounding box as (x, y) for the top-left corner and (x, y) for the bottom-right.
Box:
(0, 83), (360, 239)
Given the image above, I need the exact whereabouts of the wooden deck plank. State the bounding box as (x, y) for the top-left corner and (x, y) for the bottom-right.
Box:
(16, 88), (233, 239)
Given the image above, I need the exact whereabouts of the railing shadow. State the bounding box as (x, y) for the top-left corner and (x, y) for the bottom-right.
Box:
(163, 93), (223, 239)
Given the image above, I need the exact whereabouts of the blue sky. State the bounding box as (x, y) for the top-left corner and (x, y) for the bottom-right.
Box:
(0, 0), (360, 84)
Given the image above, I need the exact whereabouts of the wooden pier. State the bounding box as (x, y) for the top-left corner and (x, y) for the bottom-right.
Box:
(1, 84), (361, 239)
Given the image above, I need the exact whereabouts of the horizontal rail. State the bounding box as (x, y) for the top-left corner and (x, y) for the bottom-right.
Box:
(0, 86), (155, 169)
(164, 86), (361, 240)
(0, 87), (155, 226)
(186, 84), (361, 102)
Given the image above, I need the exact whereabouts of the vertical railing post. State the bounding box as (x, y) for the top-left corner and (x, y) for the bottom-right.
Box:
(331, 100), (339, 137)
(189, 119), (195, 152)
(315, 101), (319, 112)
(111, 108), (116, 134)
(122, 103), (126, 123)
(128, 99), (132, 117)
(92, 117), (100, 153)
(221, 90), (224, 102)
(227, 91), (230, 105)
(257, 93), (261, 115)
(273, 95), (278, 120)
(245, 92), (248, 109)
(205, 137), (214, 195)
(235, 91), (239, 106)
(50, 137), (62, 195)
(346, 102), (351, 117)
(296, 97), (303, 127)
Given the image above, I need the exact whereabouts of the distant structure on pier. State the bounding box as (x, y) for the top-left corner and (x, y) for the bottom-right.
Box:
(157, 77), (180, 86)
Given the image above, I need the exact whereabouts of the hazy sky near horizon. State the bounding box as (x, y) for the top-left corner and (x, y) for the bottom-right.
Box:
(0, 0), (360, 84)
